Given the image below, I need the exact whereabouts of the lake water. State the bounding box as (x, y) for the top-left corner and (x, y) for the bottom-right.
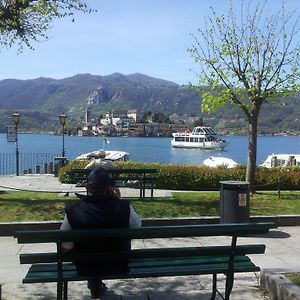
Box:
(1, 133), (300, 165)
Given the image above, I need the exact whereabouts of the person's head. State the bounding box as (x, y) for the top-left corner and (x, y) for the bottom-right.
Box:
(86, 167), (112, 196)
(96, 150), (106, 159)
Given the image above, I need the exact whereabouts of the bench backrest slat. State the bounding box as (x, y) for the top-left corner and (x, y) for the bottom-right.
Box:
(71, 168), (157, 177)
(19, 244), (266, 264)
(16, 222), (276, 244)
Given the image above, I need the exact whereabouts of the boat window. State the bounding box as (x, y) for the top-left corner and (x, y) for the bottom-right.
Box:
(199, 128), (205, 134)
(206, 136), (216, 142)
(175, 137), (185, 142)
(199, 138), (204, 142)
(195, 138), (198, 142)
(207, 128), (216, 134)
(190, 137), (194, 142)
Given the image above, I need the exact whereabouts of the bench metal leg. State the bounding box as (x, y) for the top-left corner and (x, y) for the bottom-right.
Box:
(150, 182), (154, 198)
(210, 273), (217, 300)
(224, 272), (234, 300)
(224, 234), (237, 300)
(63, 281), (68, 300)
(139, 182), (143, 198)
(57, 281), (62, 300)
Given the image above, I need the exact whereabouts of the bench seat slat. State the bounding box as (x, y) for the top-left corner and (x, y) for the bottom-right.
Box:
(25, 255), (252, 273)
(23, 259), (259, 284)
(129, 256), (252, 268)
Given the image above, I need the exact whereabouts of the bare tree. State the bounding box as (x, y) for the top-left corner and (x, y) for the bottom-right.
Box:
(189, 0), (300, 192)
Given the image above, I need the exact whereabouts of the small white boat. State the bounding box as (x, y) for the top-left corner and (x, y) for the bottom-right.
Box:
(203, 156), (238, 168)
(75, 150), (129, 162)
(261, 154), (300, 168)
(171, 126), (228, 150)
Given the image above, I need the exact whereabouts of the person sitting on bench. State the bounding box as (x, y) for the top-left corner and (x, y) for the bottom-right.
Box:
(60, 167), (141, 299)
(84, 149), (117, 171)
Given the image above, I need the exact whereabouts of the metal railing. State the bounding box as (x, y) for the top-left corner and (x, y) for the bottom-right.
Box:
(0, 153), (60, 175)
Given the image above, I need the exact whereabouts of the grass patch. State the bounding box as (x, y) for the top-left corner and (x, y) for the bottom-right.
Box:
(172, 191), (300, 216)
(0, 190), (300, 222)
(0, 191), (75, 222)
(131, 192), (219, 218)
(286, 273), (300, 287)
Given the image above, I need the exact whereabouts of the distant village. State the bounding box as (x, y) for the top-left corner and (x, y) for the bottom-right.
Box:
(76, 108), (192, 137)
(69, 85), (192, 137)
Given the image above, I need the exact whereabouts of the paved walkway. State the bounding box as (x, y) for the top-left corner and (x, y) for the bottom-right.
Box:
(0, 175), (300, 299)
(0, 174), (173, 198)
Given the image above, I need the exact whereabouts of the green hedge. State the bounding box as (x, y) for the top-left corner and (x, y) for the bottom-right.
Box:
(59, 160), (300, 191)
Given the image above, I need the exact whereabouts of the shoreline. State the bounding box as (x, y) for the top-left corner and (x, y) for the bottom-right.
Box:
(1, 131), (300, 137)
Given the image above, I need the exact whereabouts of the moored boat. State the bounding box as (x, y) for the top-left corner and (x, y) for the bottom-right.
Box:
(260, 154), (300, 168)
(203, 156), (238, 168)
(75, 150), (129, 162)
(171, 126), (228, 150)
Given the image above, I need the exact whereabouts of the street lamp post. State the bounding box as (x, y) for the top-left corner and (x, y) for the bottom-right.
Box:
(59, 113), (67, 157)
(12, 112), (20, 176)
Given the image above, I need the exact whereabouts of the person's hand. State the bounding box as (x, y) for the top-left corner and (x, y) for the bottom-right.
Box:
(108, 186), (121, 199)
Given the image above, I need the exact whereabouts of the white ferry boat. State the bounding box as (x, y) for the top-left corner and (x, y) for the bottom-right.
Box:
(171, 126), (228, 150)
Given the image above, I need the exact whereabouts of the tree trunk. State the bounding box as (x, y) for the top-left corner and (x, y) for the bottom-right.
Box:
(246, 113), (258, 193)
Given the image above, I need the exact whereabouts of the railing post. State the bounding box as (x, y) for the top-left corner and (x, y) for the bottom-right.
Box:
(16, 133), (19, 176)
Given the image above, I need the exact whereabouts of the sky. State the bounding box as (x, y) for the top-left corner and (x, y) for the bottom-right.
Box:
(0, 0), (299, 85)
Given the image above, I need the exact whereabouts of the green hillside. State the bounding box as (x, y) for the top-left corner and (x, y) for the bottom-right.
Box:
(0, 73), (299, 134)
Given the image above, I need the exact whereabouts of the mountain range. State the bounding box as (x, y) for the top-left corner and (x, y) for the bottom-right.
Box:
(0, 72), (299, 134)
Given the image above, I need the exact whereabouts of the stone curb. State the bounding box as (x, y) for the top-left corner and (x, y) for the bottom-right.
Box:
(261, 270), (300, 300)
(1, 215), (300, 236)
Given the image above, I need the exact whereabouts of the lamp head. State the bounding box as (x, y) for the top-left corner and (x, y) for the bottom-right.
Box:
(12, 112), (20, 126)
(59, 113), (67, 126)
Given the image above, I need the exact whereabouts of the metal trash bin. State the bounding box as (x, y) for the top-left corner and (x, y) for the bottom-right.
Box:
(220, 180), (250, 223)
(54, 157), (67, 177)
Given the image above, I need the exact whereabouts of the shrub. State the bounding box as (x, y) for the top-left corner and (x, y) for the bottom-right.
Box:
(59, 161), (300, 191)
(58, 160), (88, 183)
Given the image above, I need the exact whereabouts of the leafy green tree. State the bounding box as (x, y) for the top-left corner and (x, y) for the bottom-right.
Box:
(142, 111), (170, 124)
(189, 1), (300, 192)
(0, 0), (93, 49)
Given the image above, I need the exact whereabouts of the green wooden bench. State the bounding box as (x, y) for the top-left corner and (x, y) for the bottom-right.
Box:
(16, 222), (276, 300)
(70, 168), (157, 198)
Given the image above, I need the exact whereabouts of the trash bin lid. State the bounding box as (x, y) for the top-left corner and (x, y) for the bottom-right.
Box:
(220, 180), (250, 190)
(220, 180), (250, 185)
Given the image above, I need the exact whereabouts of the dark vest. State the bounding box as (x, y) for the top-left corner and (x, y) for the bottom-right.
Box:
(65, 196), (131, 275)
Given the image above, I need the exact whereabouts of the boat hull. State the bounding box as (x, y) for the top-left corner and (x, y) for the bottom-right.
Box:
(203, 156), (238, 168)
(171, 140), (228, 150)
